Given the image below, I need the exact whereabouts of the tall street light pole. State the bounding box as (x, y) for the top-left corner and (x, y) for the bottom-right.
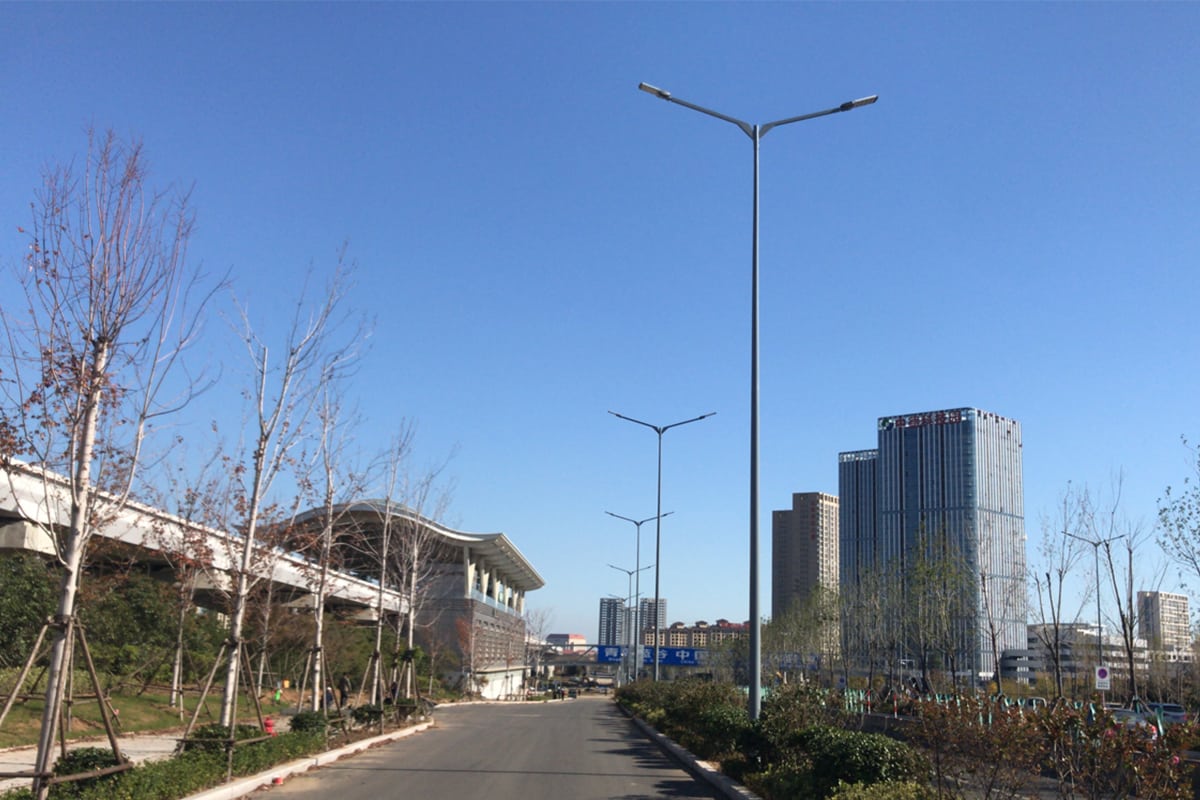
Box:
(1064, 530), (1121, 696)
(608, 563), (653, 683)
(610, 411), (715, 679)
(638, 82), (877, 718)
(606, 511), (672, 679)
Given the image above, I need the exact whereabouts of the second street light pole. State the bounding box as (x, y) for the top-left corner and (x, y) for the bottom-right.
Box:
(1064, 530), (1120, 699)
(606, 511), (671, 679)
(608, 563), (653, 683)
(638, 82), (876, 718)
(610, 411), (714, 679)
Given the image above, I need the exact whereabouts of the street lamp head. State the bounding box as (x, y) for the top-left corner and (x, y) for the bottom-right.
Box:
(839, 95), (879, 112)
(638, 82), (671, 100)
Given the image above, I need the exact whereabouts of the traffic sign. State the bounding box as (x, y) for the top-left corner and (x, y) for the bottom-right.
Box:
(1095, 665), (1111, 691)
(640, 647), (706, 666)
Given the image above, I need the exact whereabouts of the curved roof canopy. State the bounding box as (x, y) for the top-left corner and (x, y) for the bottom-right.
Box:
(302, 500), (545, 593)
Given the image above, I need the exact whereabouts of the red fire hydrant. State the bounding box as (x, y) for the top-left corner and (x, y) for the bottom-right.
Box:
(264, 716), (276, 736)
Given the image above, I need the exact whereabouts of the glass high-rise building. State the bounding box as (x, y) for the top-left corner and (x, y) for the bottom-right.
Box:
(838, 450), (878, 588)
(840, 407), (1027, 680)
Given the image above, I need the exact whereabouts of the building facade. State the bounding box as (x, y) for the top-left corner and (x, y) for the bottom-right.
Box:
(639, 598), (668, 636)
(839, 407), (1028, 681)
(642, 619), (749, 648)
(838, 450), (878, 589)
(598, 597), (627, 647)
(1138, 590), (1191, 654)
(305, 501), (544, 701)
(772, 492), (840, 619)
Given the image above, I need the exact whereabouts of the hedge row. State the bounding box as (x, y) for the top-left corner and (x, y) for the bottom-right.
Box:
(0, 728), (326, 800)
(617, 679), (928, 800)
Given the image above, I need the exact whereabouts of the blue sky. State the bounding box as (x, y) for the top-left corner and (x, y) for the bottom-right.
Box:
(3, 3), (1198, 641)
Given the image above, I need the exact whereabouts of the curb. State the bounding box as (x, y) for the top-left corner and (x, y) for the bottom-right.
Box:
(617, 704), (761, 800)
(183, 720), (435, 800)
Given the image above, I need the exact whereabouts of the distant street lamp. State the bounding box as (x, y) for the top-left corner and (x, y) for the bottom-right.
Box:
(609, 411), (715, 679)
(638, 82), (877, 718)
(608, 563), (653, 683)
(1064, 530), (1121, 696)
(606, 511), (671, 680)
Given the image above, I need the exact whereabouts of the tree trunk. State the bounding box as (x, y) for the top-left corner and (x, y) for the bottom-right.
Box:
(32, 341), (108, 799)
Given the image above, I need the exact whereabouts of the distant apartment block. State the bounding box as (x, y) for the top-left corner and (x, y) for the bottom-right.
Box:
(1138, 590), (1191, 653)
(639, 598), (667, 634)
(598, 597), (627, 647)
(772, 491), (839, 619)
(641, 619), (749, 647)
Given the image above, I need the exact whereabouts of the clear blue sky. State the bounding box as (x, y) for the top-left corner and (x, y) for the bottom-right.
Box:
(3, 3), (1198, 641)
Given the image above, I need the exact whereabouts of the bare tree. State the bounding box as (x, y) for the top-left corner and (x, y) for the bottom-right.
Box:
(523, 607), (552, 691)
(1159, 436), (1200, 589)
(1028, 486), (1088, 702)
(0, 131), (219, 797)
(1093, 477), (1163, 704)
(978, 518), (1027, 698)
(389, 474), (453, 701)
(359, 426), (416, 707)
(904, 524), (975, 695)
(218, 258), (357, 727)
(145, 440), (226, 711)
(764, 586), (839, 686)
(296, 381), (365, 713)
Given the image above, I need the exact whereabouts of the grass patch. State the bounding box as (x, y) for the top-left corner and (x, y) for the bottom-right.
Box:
(0, 688), (286, 749)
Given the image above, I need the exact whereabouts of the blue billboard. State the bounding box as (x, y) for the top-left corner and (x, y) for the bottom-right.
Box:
(643, 647), (706, 666)
(595, 646), (625, 664)
(595, 646), (708, 666)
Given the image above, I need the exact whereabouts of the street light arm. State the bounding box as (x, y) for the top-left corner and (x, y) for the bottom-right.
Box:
(605, 510), (674, 527)
(610, 409), (716, 436)
(608, 410), (662, 434)
(1064, 531), (1123, 548)
(761, 95), (880, 137)
(638, 82), (754, 138)
(663, 411), (717, 432)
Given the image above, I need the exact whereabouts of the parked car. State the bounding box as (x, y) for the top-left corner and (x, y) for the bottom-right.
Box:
(1145, 702), (1188, 726)
(1109, 707), (1159, 740)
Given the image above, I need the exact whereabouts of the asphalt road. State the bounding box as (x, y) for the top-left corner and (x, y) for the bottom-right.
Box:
(252, 697), (725, 800)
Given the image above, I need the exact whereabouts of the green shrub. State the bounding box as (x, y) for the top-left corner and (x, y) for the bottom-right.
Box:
(61, 750), (223, 800)
(50, 747), (124, 798)
(828, 780), (937, 800)
(289, 710), (329, 734)
(15, 731), (329, 800)
(52, 747), (122, 777)
(795, 726), (927, 799)
(683, 702), (753, 762)
(744, 753), (816, 800)
(352, 704), (384, 726)
(181, 723), (261, 753)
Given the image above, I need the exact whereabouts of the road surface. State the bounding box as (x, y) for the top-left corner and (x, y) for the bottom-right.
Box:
(253, 696), (725, 800)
